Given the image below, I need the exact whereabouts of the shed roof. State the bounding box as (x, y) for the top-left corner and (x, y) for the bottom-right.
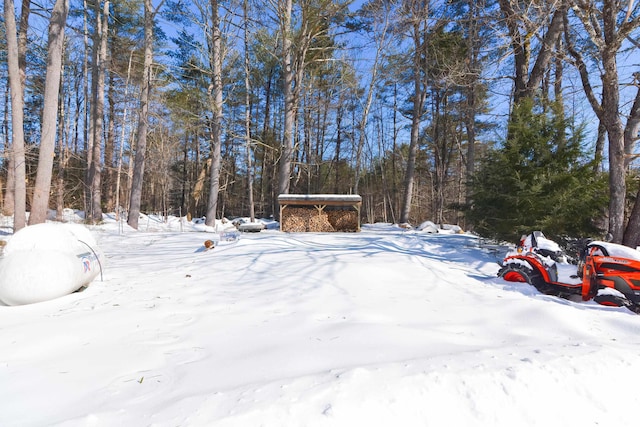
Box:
(278, 194), (362, 205)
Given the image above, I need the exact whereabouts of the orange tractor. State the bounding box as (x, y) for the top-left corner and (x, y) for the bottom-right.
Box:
(498, 231), (640, 313)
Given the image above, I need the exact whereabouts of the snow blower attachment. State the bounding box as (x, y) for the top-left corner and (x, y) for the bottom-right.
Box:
(498, 231), (640, 313)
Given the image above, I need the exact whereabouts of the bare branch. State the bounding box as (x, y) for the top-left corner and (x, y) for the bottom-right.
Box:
(563, 11), (603, 118)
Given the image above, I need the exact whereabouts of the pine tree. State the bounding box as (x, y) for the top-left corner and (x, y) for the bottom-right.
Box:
(467, 99), (607, 243)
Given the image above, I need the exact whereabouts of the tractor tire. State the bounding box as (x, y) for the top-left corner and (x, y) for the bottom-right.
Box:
(594, 293), (640, 314)
(626, 304), (640, 314)
(498, 263), (546, 293)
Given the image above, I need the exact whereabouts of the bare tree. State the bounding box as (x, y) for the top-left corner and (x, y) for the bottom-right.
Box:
(275, 0), (349, 197)
(399, 0), (429, 225)
(128, 0), (164, 229)
(204, 0), (224, 227)
(277, 0), (295, 196)
(29, 0), (69, 225)
(498, 0), (565, 105)
(115, 50), (134, 220)
(55, 66), (69, 222)
(462, 0), (485, 208)
(353, 0), (393, 195)
(86, 0), (109, 224)
(564, 0), (640, 243)
(622, 83), (640, 246)
(3, 0), (31, 221)
(3, 0), (27, 230)
(244, 0), (256, 222)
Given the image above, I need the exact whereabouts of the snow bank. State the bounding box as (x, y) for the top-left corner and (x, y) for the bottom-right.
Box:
(192, 217), (239, 234)
(417, 220), (439, 233)
(0, 223), (103, 306)
(416, 221), (463, 234)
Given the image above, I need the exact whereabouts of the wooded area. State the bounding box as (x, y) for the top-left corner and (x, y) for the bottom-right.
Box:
(2, 0), (640, 245)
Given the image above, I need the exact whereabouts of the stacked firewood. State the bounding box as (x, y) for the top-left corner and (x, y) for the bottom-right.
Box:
(281, 207), (330, 232)
(282, 207), (359, 232)
(308, 212), (335, 232)
(327, 210), (359, 232)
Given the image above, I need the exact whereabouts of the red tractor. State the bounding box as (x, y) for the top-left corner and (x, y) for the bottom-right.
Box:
(498, 231), (640, 313)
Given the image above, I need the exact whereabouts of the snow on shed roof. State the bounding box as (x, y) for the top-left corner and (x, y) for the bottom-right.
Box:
(278, 194), (362, 204)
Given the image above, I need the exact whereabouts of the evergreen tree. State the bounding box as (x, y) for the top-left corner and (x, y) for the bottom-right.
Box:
(467, 99), (607, 243)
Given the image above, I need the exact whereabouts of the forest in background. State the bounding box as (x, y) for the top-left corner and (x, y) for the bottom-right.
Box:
(2, 0), (640, 245)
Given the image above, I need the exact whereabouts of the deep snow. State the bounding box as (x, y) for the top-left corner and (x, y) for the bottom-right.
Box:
(1, 215), (640, 426)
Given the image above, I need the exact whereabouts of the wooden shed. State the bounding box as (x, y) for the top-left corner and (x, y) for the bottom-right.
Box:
(278, 194), (362, 232)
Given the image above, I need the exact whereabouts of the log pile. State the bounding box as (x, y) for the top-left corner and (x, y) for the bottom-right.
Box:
(281, 208), (307, 232)
(327, 210), (359, 232)
(281, 207), (332, 232)
(281, 207), (360, 232)
(308, 211), (335, 232)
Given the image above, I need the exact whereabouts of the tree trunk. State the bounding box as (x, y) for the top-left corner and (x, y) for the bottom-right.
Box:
(56, 68), (70, 221)
(621, 87), (640, 246)
(392, 84), (399, 221)
(334, 101), (343, 194)
(353, 8), (387, 195)
(602, 48), (625, 242)
(128, 0), (155, 229)
(399, 4), (428, 225)
(115, 50), (134, 220)
(3, 0), (31, 218)
(55, 101), (67, 221)
(82, 0), (89, 157)
(623, 83), (640, 167)
(29, 0), (69, 225)
(205, 0), (224, 227)
(564, 0), (640, 244)
(463, 0), (482, 208)
(624, 179), (640, 247)
(1, 86), (8, 212)
(278, 0), (294, 197)
(399, 76), (425, 225)
(258, 65), (273, 215)
(86, 0), (108, 224)
(104, 70), (116, 212)
(243, 0), (255, 222)
(17, 0), (30, 85)
(593, 123), (606, 173)
(3, 0), (27, 230)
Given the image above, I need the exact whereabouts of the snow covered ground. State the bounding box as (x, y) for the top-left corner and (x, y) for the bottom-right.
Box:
(2, 215), (640, 426)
